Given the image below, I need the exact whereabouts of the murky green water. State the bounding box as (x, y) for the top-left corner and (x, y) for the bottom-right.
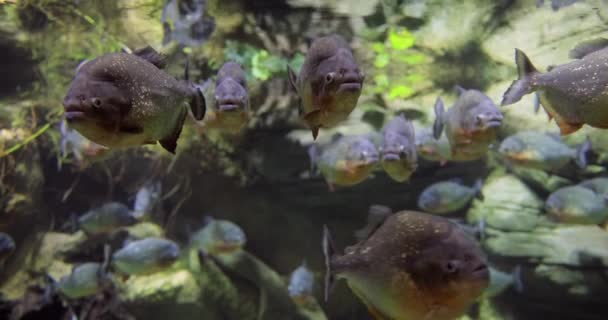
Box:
(0, 1), (607, 319)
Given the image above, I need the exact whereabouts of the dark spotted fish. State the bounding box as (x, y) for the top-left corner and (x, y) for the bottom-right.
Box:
(502, 39), (608, 135)
(288, 34), (365, 140)
(63, 46), (206, 153)
(323, 205), (489, 320)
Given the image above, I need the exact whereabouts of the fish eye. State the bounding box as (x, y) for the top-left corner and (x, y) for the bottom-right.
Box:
(325, 73), (335, 84)
(91, 98), (102, 108)
(444, 260), (459, 274)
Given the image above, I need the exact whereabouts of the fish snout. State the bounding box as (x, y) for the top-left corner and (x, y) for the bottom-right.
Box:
(470, 261), (489, 279)
(63, 95), (89, 121)
(215, 96), (246, 112)
(337, 69), (363, 92)
(475, 112), (504, 129)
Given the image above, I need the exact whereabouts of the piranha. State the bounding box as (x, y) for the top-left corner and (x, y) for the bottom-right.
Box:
(190, 217), (246, 256)
(288, 34), (365, 140)
(498, 131), (590, 171)
(59, 120), (109, 170)
(287, 261), (315, 307)
(545, 185), (608, 225)
(484, 265), (523, 298)
(415, 127), (451, 165)
(433, 86), (503, 161)
(112, 237), (180, 275)
(54, 245), (112, 299)
(0, 232), (15, 268)
(133, 181), (162, 219)
(78, 202), (138, 236)
(323, 205), (489, 320)
(579, 177), (608, 197)
(380, 115), (417, 183)
(418, 179), (482, 215)
(502, 39), (608, 135)
(199, 61), (250, 134)
(308, 133), (379, 191)
(56, 262), (111, 299)
(63, 46), (206, 154)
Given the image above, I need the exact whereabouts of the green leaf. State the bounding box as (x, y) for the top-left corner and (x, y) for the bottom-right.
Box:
(374, 74), (389, 88)
(389, 85), (415, 99)
(374, 53), (390, 69)
(388, 28), (415, 50)
(372, 42), (386, 53)
(400, 53), (426, 64)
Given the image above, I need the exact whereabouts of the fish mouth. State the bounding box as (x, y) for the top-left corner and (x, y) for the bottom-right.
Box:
(64, 111), (86, 121)
(382, 153), (401, 162)
(218, 104), (241, 112)
(471, 263), (489, 279)
(216, 98), (245, 112)
(338, 80), (361, 92)
(483, 119), (503, 128)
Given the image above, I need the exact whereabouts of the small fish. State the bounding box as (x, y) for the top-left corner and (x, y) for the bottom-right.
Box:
(501, 40), (608, 135)
(418, 179), (482, 215)
(536, 0), (580, 11)
(200, 61), (251, 133)
(379, 115), (418, 182)
(323, 205), (489, 320)
(0, 232), (15, 267)
(287, 261), (315, 306)
(161, 0), (214, 46)
(190, 217), (246, 255)
(484, 265), (523, 298)
(415, 127), (452, 165)
(78, 202), (138, 236)
(579, 177), (608, 197)
(545, 185), (608, 225)
(308, 134), (379, 191)
(56, 262), (110, 299)
(288, 34), (365, 140)
(59, 120), (109, 169)
(433, 86), (503, 161)
(112, 237), (181, 275)
(498, 131), (590, 171)
(133, 181), (162, 219)
(63, 46), (206, 153)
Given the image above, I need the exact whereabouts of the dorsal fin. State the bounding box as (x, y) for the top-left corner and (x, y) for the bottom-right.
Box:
(354, 205), (393, 242)
(454, 85), (466, 95)
(569, 38), (608, 59)
(133, 46), (168, 69)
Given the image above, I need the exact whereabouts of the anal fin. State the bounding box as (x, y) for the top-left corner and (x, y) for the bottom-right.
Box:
(555, 118), (582, 135)
(159, 111), (187, 154)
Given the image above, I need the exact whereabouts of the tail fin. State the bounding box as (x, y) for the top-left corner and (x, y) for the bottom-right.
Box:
(308, 144), (320, 175)
(190, 86), (206, 121)
(575, 136), (591, 168)
(501, 49), (539, 106)
(322, 225), (336, 303)
(512, 265), (524, 293)
(432, 97), (445, 139)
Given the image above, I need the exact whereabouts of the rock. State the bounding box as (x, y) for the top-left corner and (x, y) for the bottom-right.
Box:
(482, 0), (608, 68)
(485, 225), (608, 266)
(0, 232), (80, 299)
(467, 170), (544, 231)
(286, 0), (379, 16)
(414, 0), (504, 53)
